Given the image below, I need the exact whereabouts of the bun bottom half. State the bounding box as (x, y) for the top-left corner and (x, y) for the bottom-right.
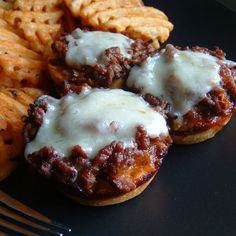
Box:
(171, 115), (232, 144)
(65, 174), (156, 206)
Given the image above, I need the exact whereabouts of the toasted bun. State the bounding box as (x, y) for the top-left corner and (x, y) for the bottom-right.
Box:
(65, 174), (156, 206)
(171, 115), (232, 144)
(48, 64), (124, 92)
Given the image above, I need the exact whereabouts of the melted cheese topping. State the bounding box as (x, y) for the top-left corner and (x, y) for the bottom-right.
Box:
(25, 89), (168, 159)
(127, 46), (221, 116)
(65, 28), (133, 67)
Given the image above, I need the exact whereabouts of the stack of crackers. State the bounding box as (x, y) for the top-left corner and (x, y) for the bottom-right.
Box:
(0, 0), (64, 181)
(0, 0), (173, 181)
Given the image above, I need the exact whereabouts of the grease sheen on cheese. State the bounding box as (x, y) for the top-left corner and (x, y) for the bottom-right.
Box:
(25, 89), (168, 159)
(127, 46), (221, 116)
(65, 28), (133, 67)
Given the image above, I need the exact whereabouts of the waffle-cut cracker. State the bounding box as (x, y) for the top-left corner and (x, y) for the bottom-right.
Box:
(0, 19), (16, 31)
(18, 22), (61, 56)
(4, 10), (63, 25)
(0, 39), (41, 59)
(79, 0), (143, 19)
(0, 0), (13, 19)
(0, 22), (45, 88)
(99, 16), (173, 33)
(13, 0), (63, 12)
(2, 0), (64, 57)
(90, 7), (168, 26)
(0, 55), (45, 88)
(0, 28), (29, 47)
(0, 87), (43, 182)
(125, 25), (170, 48)
(64, 0), (173, 48)
(97, 16), (173, 46)
(64, 0), (142, 17)
(0, 0), (12, 10)
(64, 0), (92, 17)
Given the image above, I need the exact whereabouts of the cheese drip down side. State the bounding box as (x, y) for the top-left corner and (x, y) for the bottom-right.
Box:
(65, 28), (133, 67)
(25, 89), (168, 160)
(127, 45), (221, 116)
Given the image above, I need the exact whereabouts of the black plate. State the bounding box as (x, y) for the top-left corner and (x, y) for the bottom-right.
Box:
(1, 0), (236, 235)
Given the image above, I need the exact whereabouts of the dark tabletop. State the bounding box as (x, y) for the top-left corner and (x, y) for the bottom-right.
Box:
(1, 0), (236, 235)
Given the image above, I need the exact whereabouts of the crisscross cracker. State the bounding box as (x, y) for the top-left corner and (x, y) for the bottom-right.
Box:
(13, 0), (63, 12)
(0, 27), (29, 47)
(18, 22), (61, 55)
(4, 11), (63, 25)
(64, 0), (142, 17)
(1, 0), (64, 57)
(0, 21), (45, 88)
(90, 7), (168, 26)
(0, 55), (45, 88)
(79, 0), (143, 19)
(99, 16), (173, 41)
(64, 0), (173, 48)
(0, 87), (43, 181)
(0, 0), (13, 10)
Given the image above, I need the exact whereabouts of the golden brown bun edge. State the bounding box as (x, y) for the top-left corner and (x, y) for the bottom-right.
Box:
(65, 174), (156, 206)
(171, 115), (232, 144)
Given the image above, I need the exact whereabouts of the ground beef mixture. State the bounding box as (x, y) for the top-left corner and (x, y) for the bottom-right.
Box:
(24, 99), (172, 200)
(168, 46), (236, 136)
(50, 34), (157, 95)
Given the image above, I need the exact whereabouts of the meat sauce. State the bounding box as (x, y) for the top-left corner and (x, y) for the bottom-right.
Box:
(24, 95), (172, 199)
(51, 34), (157, 94)
(127, 45), (236, 136)
(170, 47), (236, 135)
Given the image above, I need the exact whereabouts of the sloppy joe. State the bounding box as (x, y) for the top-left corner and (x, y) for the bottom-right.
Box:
(127, 44), (236, 144)
(49, 28), (157, 94)
(24, 88), (172, 206)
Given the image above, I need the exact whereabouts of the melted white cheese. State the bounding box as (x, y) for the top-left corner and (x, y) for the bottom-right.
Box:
(127, 47), (221, 116)
(25, 89), (168, 159)
(65, 28), (133, 67)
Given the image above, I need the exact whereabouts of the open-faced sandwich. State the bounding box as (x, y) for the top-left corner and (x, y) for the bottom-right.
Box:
(127, 44), (236, 144)
(49, 28), (158, 93)
(24, 87), (172, 206)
